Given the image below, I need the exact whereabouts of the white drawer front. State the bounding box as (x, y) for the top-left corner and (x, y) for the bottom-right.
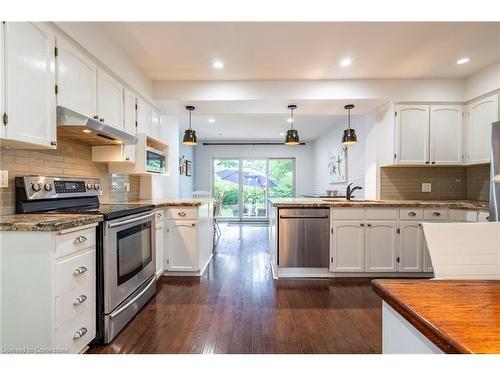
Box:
(166, 207), (198, 220)
(365, 209), (398, 220)
(330, 208), (365, 220)
(478, 211), (490, 222)
(399, 209), (424, 220)
(56, 249), (95, 296)
(423, 208), (449, 220)
(55, 281), (95, 328)
(449, 209), (478, 222)
(56, 227), (96, 259)
(55, 306), (95, 354)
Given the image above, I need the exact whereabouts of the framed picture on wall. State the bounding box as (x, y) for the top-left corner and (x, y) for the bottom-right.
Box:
(185, 160), (192, 177)
(179, 156), (185, 175)
(328, 147), (347, 184)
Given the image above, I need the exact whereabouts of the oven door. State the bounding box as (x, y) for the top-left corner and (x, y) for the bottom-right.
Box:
(104, 211), (156, 314)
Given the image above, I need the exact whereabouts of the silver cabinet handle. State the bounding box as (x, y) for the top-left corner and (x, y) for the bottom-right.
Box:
(108, 211), (155, 229)
(408, 212), (416, 216)
(73, 295), (88, 305)
(432, 212), (441, 216)
(73, 235), (88, 244)
(73, 266), (88, 275)
(109, 277), (156, 319)
(178, 212), (186, 217)
(73, 327), (88, 339)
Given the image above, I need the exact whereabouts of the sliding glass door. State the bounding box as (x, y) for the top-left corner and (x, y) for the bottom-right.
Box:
(213, 158), (295, 221)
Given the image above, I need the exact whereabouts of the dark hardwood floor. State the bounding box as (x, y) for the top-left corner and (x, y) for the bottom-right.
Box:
(89, 223), (382, 354)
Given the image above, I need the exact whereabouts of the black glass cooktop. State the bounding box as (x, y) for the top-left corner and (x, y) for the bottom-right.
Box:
(46, 203), (155, 220)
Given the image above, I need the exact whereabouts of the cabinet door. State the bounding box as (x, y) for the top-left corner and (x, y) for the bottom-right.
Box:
(96, 68), (123, 130)
(56, 36), (97, 119)
(330, 221), (364, 272)
(430, 105), (463, 165)
(467, 95), (499, 164)
(166, 220), (198, 272)
(4, 22), (56, 148)
(423, 241), (433, 273)
(155, 216), (164, 276)
(399, 222), (424, 272)
(365, 221), (398, 272)
(136, 98), (151, 135)
(122, 88), (136, 163)
(397, 105), (430, 164)
(150, 109), (161, 140)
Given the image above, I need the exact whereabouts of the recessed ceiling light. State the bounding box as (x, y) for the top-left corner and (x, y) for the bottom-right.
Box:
(340, 57), (352, 67)
(82, 129), (92, 133)
(287, 118), (293, 123)
(217, 133), (223, 136)
(213, 60), (224, 69)
(208, 118), (215, 123)
(280, 132), (285, 136)
(456, 57), (470, 65)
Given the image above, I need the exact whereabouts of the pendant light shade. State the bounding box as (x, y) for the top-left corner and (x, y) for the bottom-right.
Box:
(342, 104), (357, 145)
(183, 105), (197, 146)
(285, 104), (300, 145)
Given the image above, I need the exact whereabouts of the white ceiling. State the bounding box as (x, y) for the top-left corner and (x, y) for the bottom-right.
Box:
(90, 22), (500, 80)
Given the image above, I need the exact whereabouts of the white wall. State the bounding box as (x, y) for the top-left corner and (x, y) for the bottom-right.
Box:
(195, 143), (314, 196)
(311, 116), (366, 197)
(53, 22), (154, 101)
(464, 61), (500, 101)
(179, 129), (196, 198)
(159, 116), (181, 198)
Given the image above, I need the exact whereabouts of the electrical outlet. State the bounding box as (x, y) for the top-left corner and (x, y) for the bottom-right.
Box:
(421, 183), (432, 193)
(0, 170), (8, 188)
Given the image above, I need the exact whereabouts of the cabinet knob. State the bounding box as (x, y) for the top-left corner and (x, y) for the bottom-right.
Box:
(360, 223), (364, 227)
(73, 327), (88, 340)
(100, 118), (105, 122)
(178, 212), (186, 217)
(425, 161), (430, 164)
(73, 266), (88, 275)
(125, 157), (130, 161)
(50, 141), (57, 146)
(73, 295), (88, 305)
(418, 223), (423, 229)
(431, 161), (436, 165)
(93, 115), (99, 120)
(367, 223), (372, 227)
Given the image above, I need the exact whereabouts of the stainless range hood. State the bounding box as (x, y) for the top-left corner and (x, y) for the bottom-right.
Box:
(57, 106), (138, 146)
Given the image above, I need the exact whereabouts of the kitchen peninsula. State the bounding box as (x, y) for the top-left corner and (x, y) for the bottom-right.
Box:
(268, 198), (489, 279)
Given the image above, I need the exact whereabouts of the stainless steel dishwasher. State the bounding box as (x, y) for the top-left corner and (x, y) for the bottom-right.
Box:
(278, 208), (330, 268)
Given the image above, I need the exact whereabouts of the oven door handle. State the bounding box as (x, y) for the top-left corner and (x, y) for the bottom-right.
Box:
(107, 211), (156, 229)
(109, 276), (156, 319)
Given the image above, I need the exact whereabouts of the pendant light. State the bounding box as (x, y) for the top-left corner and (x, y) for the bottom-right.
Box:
(285, 104), (300, 145)
(183, 105), (197, 146)
(342, 104), (357, 146)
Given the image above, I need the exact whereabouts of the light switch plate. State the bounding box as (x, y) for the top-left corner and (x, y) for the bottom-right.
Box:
(0, 170), (8, 188)
(421, 183), (432, 193)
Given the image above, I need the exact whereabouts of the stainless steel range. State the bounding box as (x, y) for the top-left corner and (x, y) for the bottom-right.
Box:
(15, 176), (157, 344)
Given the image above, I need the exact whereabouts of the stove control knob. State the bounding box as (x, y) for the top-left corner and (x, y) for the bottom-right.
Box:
(44, 183), (53, 191)
(31, 183), (42, 192)
(94, 183), (101, 190)
(87, 183), (93, 190)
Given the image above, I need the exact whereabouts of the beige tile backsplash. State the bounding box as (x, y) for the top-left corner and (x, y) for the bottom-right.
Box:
(380, 165), (490, 201)
(0, 140), (140, 215)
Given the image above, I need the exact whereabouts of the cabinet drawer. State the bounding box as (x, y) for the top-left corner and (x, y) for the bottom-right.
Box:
(423, 208), (449, 220)
(478, 211), (490, 222)
(365, 209), (398, 220)
(166, 207), (198, 220)
(399, 209), (423, 220)
(330, 208), (365, 220)
(55, 249), (95, 296)
(55, 307), (95, 354)
(449, 209), (478, 222)
(56, 227), (96, 259)
(55, 281), (95, 328)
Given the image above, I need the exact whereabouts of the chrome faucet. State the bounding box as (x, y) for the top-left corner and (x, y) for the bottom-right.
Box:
(346, 183), (363, 201)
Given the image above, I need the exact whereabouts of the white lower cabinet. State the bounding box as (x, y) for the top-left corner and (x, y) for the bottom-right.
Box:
(164, 203), (214, 275)
(1, 224), (97, 354)
(365, 221), (398, 272)
(399, 221), (424, 272)
(155, 210), (165, 277)
(423, 242), (434, 273)
(330, 221), (365, 272)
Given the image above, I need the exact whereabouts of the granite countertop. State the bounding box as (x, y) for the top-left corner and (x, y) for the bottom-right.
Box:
(103, 198), (214, 208)
(268, 198), (489, 210)
(372, 279), (500, 354)
(0, 214), (103, 232)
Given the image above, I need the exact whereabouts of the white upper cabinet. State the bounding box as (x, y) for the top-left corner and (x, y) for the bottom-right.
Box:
(96, 68), (123, 130)
(1, 23), (4, 140)
(396, 105), (430, 164)
(330, 222), (365, 272)
(150, 109), (161, 140)
(466, 94), (499, 164)
(429, 105), (463, 165)
(55, 37), (97, 119)
(364, 221), (398, 272)
(3, 22), (56, 149)
(122, 88), (136, 163)
(136, 98), (151, 135)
